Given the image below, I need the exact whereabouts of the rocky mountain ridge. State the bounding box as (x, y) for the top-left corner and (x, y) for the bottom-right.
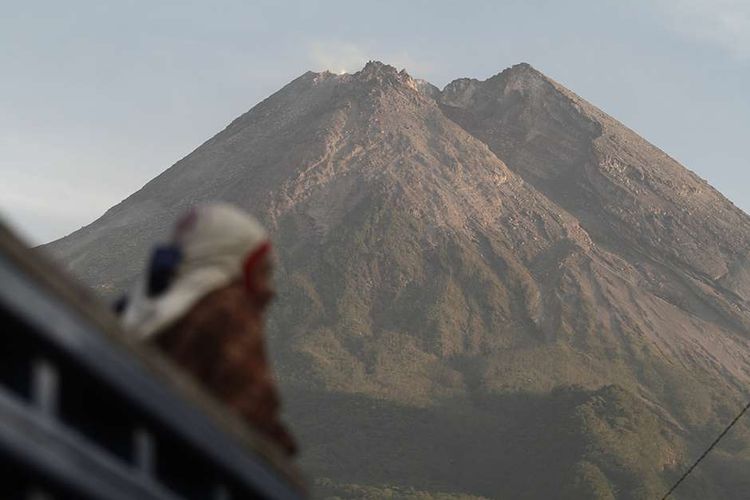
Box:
(46, 61), (750, 499)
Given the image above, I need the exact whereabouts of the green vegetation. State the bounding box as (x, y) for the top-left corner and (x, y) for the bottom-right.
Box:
(315, 478), (490, 500)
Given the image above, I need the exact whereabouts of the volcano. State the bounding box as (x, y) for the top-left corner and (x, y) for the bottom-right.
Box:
(46, 61), (750, 499)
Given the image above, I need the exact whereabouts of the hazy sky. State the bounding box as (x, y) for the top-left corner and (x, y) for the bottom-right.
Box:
(1, 0), (748, 244)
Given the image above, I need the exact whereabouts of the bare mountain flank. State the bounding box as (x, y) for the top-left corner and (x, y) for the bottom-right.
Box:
(46, 62), (750, 499)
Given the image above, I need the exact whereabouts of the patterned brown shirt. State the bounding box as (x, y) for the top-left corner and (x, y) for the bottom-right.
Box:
(154, 282), (297, 455)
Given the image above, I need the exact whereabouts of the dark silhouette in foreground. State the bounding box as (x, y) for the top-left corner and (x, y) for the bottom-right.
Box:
(121, 203), (297, 456)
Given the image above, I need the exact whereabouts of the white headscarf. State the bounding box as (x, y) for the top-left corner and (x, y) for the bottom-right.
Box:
(122, 203), (269, 339)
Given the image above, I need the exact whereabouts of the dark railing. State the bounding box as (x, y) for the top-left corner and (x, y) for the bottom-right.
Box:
(0, 221), (306, 500)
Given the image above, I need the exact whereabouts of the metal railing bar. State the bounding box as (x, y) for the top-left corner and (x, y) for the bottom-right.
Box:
(133, 427), (156, 477)
(31, 359), (59, 417)
(0, 253), (303, 499)
(0, 389), (181, 500)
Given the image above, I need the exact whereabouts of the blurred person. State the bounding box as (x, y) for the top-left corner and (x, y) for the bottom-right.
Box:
(120, 203), (297, 455)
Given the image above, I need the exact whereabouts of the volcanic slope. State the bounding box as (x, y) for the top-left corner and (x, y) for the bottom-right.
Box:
(46, 62), (750, 499)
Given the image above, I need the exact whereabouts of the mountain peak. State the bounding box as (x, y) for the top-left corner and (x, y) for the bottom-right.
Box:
(495, 62), (543, 79)
(46, 60), (750, 498)
(359, 60), (398, 74)
(439, 62), (547, 107)
(355, 60), (414, 86)
(491, 61), (548, 91)
(508, 61), (535, 72)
